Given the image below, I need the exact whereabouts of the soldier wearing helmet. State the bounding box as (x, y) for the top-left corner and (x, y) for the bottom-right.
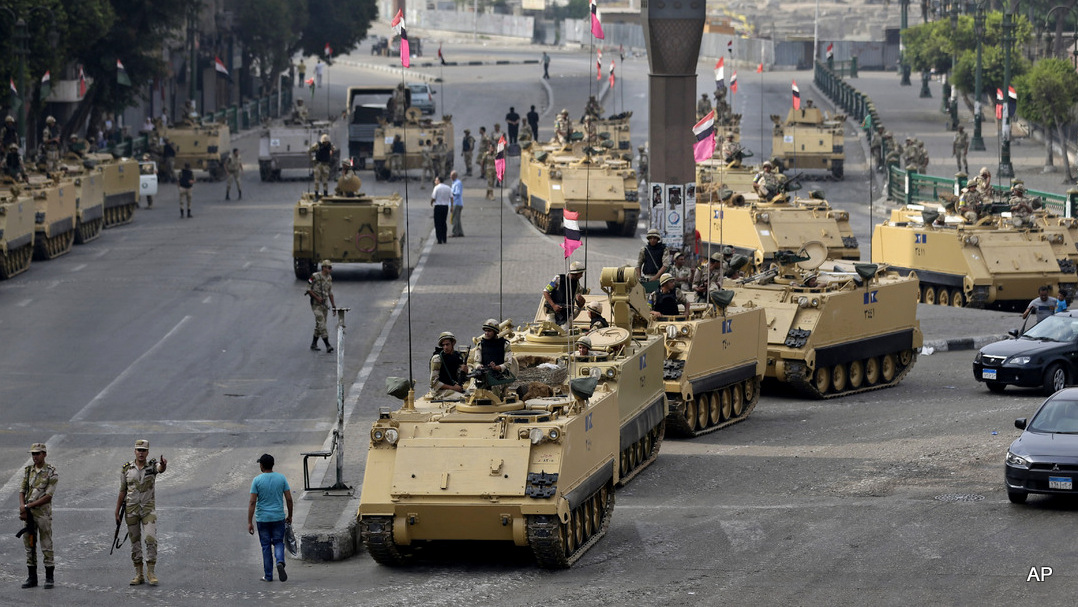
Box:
(3, 142), (25, 181)
(224, 148), (243, 200)
(468, 319), (518, 398)
(554, 109), (570, 144)
(971, 166), (993, 201)
(693, 251), (727, 302)
(575, 335), (594, 358)
(543, 261), (588, 327)
(697, 93), (712, 120)
(670, 251), (693, 292)
(2, 115), (18, 149)
(721, 134), (742, 167)
(637, 228), (668, 284)
(649, 273), (689, 317)
(585, 301), (608, 330)
(753, 160), (787, 200)
(1008, 181), (1035, 228)
(429, 331), (468, 398)
(305, 260), (336, 352)
(310, 134), (335, 197)
(41, 116), (60, 173)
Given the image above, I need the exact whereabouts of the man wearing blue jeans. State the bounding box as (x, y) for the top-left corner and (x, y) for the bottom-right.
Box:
(247, 454), (293, 582)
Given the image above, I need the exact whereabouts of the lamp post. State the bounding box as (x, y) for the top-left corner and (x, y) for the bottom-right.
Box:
(999, 7), (1016, 178)
(971, 6), (986, 151)
(0, 8), (58, 150)
(900, 0), (912, 85)
(1045, 5), (1078, 68)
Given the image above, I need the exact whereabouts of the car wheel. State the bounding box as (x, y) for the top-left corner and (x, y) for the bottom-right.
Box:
(1042, 363), (1067, 395)
(986, 382), (1007, 394)
(1007, 489), (1028, 504)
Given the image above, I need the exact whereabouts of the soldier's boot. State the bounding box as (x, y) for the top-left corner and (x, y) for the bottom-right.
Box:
(187, 209), (192, 218)
(323, 189), (329, 197)
(180, 208), (185, 218)
(323, 337), (334, 353)
(44, 566), (54, 589)
(310, 336), (320, 351)
(146, 562), (158, 586)
(21, 566), (37, 588)
(238, 189), (242, 200)
(130, 563), (144, 586)
(225, 189), (231, 200)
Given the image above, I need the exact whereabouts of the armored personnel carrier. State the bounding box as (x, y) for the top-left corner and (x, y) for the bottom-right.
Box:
(370, 111), (454, 181)
(0, 184), (35, 279)
(258, 120), (336, 181)
(729, 242), (922, 398)
(161, 123), (230, 180)
(873, 204), (1078, 308)
(570, 112), (633, 151)
(56, 159), (105, 244)
(518, 141), (638, 236)
(358, 365), (621, 569)
(696, 190), (859, 272)
(82, 153), (140, 227)
(770, 106), (845, 179)
(22, 175), (76, 260)
(292, 170), (404, 279)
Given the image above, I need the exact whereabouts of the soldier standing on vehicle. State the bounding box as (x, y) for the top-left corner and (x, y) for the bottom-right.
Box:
(461, 129), (475, 177)
(178, 163), (194, 218)
(527, 105), (540, 142)
(41, 116), (60, 173)
(19, 442), (57, 589)
(697, 94), (712, 120)
(115, 440), (167, 586)
(224, 148), (243, 200)
(953, 125), (970, 174)
(311, 134), (334, 197)
(636, 228), (668, 284)
(306, 260), (336, 352)
(2, 115), (18, 148)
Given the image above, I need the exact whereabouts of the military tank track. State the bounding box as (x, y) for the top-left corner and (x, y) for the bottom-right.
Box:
(784, 348), (917, 399)
(0, 243), (33, 279)
(605, 209), (639, 237)
(917, 282), (979, 309)
(666, 377), (760, 438)
(103, 198), (137, 228)
(359, 516), (414, 566)
(74, 217), (104, 245)
(527, 480), (614, 569)
(521, 206), (563, 235)
(616, 421), (664, 486)
(33, 230), (74, 260)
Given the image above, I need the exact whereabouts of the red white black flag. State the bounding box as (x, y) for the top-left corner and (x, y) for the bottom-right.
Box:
(391, 10), (410, 68)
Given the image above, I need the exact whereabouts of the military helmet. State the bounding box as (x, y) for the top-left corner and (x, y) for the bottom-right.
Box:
(722, 245), (734, 256)
(576, 336), (593, 349)
(8, 143), (17, 151)
(45, 116), (55, 124)
(320, 134), (329, 143)
(482, 318), (499, 332)
(1013, 183), (1026, 193)
(586, 301), (603, 314)
(709, 251), (724, 263)
(659, 273), (675, 286)
(142, 153), (151, 160)
(437, 331), (456, 346)
(673, 251), (685, 261)
(4, 115), (13, 123)
(569, 260), (585, 274)
(638, 145), (645, 151)
(979, 167), (990, 177)
(646, 228), (661, 239)
(464, 129), (471, 134)
(70, 135), (79, 141)
(320, 259), (332, 268)
(762, 160), (773, 168)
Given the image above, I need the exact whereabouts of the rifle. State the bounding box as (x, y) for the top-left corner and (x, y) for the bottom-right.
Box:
(737, 267), (779, 285)
(15, 508), (35, 549)
(111, 502), (128, 555)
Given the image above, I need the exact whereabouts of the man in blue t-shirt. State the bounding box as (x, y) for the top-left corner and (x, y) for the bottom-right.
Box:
(247, 454), (293, 582)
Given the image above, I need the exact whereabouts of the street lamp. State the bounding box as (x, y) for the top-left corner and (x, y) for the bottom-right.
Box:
(971, 6), (987, 151)
(0, 8), (58, 150)
(999, 6), (1016, 178)
(900, 0), (912, 85)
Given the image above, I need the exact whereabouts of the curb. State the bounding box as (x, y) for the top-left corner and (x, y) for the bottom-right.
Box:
(298, 502), (360, 562)
(922, 334), (1007, 353)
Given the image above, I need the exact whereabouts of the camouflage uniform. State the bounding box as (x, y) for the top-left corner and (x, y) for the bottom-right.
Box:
(432, 138), (449, 179)
(311, 138), (334, 194)
(1009, 186), (1034, 228)
(461, 130), (475, 176)
(41, 121), (60, 173)
(120, 457), (164, 568)
(753, 167), (786, 199)
(692, 265), (725, 302)
(20, 459), (58, 569)
(224, 150), (242, 199)
(953, 128), (970, 174)
(308, 270), (333, 340)
(554, 111), (570, 144)
(584, 96), (601, 119)
(721, 137), (741, 166)
(697, 94), (713, 120)
(670, 258), (694, 292)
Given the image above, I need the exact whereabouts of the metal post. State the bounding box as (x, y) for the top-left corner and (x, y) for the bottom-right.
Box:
(999, 7), (1015, 178)
(331, 307), (350, 490)
(14, 18), (28, 151)
(900, 0), (912, 85)
(971, 7), (986, 150)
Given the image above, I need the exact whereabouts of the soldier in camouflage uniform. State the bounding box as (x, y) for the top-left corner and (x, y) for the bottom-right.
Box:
(952, 125), (970, 174)
(311, 134), (335, 196)
(429, 331), (468, 399)
(1008, 182), (1035, 228)
(115, 439), (168, 586)
(584, 96), (602, 120)
(697, 93), (713, 120)
(519, 123), (533, 145)
(224, 148), (243, 200)
(753, 161), (787, 200)
(432, 137), (449, 179)
(41, 116), (60, 173)
(476, 126), (490, 177)
(721, 134), (742, 167)
(971, 167), (993, 201)
(306, 260), (336, 352)
(869, 127), (882, 169)
(19, 443), (58, 589)
(554, 109), (570, 144)
(638, 144), (648, 179)
(693, 251), (727, 302)
(461, 129), (475, 176)
(669, 251), (694, 293)
(484, 137), (496, 200)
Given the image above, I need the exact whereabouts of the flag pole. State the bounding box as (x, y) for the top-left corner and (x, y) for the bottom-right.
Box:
(400, 63), (414, 388)
(499, 162), (504, 321)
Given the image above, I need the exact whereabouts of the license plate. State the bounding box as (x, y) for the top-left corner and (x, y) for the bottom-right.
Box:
(1049, 476), (1072, 490)
(982, 369), (997, 380)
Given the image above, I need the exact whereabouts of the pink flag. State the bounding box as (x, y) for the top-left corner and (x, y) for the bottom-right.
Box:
(392, 10), (410, 68)
(562, 209), (582, 258)
(78, 66), (86, 97)
(692, 110), (716, 163)
(792, 80), (801, 110)
(756, 63), (763, 73)
(495, 135), (506, 182)
(590, 0), (605, 39)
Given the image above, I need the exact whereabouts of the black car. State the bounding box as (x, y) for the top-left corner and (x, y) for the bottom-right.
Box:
(1005, 387), (1078, 503)
(973, 310), (1078, 394)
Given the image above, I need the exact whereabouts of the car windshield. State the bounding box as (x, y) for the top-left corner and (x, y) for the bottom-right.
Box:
(409, 85), (430, 97)
(1022, 315), (1078, 342)
(1029, 398), (1078, 433)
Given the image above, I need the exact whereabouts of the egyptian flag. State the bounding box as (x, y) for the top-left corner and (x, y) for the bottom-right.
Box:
(324, 42), (333, 58)
(40, 71), (51, 100)
(730, 71), (738, 94)
(995, 88), (1003, 120)
(8, 77), (19, 111)
(727, 40), (733, 55)
(715, 57), (725, 89)
(1007, 86), (1018, 119)
(792, 80), (801, 110)
(438, 44), (446, 65)
(590, 0), (605, 39)
(826, 42), (834, 60)
(597, 48), (602, 81)
(756, 63), (763, 73)
(608, 59), (615, 88)
(561, 209), (582, 258)
(215, 56), (229, 77)
(77, 66), (86, 97)
(117, 59), (132, 87)
(692, 109), (716, 163)
(392, 9), (410, 68)
(494, 135), (506, 182)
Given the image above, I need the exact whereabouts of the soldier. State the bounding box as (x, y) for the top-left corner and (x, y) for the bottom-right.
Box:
(649, 273), (690, 317)
(224, 148), (243, 200)
(115, 439), (167, 586)
(161, 138), (177, 183)
(881, 131), (899, 167)
(971, 166), (993, 201)
(461, 128), (475, 176)
(542, 261), (588, 327)
(721, 134), (742, 167)
(956, 187), (982, 223)
(178, 163), (194, 218)
(388, 134), (405, 181)
(585, 301), (608, 330)
(2, 115), (18, 149)
(391, 83), (408, 125)
(554, 109), (570, 144)
(429, 331), (468, 399)
(291, 99), (309, 124)
(574, 335), (595, 358)
(584, 96), (601, 120)
(67, 135), (88, 159)
(915, 140), (929, 173)
(432, 136), (449, 179)
(869, 127), (882, 169)
(697, 93), (713, 120)
(484, 138), (496, 200)
(305, 259), (336, 352)
(693, 251), (726, 302)
(41, 116), (60, 173)
(140, 154), (156, 208)
(582, 114), (597, 145)
(1008, 182), (1035, 228)
(476, 126), (490, 175)
(311, 134), (334, 196)
(467, 318), (518, 399)
(669, 251), (694, 292)
(638, 144), (649, 179)
(19, 442), (57, 589)
(753, 161), (787, 200)
(901, 137), (918, 170)
(421, 139), (435, 182)
(4, 143), (25, 181)
(953, 125), (970, 174)
(519, 123), (533, 145)
(636, 228), (668, 283)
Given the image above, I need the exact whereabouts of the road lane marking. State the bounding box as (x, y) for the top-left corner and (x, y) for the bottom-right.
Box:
(203, 296), (212, 303)
(259, 246), (267, 252)
(70, 263), (87, 272)
(16, 299), (32, 307)
(243, 261), (252, 269)
(94, 248), (110, 258)
(71, 316), (193, 422)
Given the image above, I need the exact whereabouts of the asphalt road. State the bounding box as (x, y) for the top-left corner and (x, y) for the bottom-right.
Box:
(0, 28), (1074, 605)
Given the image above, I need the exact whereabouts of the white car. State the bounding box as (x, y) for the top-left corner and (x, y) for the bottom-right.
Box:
(408, 83), (436, 115)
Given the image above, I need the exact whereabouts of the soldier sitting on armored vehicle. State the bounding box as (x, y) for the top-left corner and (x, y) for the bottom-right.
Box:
(334, 162), (362, 196)
(650, 273), (690, 318)
(66, 135), (89, 159)
(585, 301), (609, 330)
(1008, 183), (1036, 228)
(753, 161), (788, 200)
(429, 331), (468, 399)
(291, 99), (310, 124)
(956, 187), (984, 223)
(543, 261), (588, 327)
(467, 319), (519, 399)
(721, 134), (744, 168)
(554, 109), (571, 144)
(971, 167), (993, 201)
(584, 96), (602, 120)
(3, 143), (26, 182)
(693, 251), (727, 302)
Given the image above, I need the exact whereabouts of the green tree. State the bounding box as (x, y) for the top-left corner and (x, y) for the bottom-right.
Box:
(1015, 58), (1078, 181)
(235, 0), (308, 93)
(296, 0), (377, 61)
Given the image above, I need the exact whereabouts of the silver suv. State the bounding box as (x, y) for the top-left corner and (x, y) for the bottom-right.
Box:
(408, 83), (436, 115)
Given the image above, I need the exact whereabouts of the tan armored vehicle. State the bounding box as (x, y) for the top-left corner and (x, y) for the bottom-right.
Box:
(161, 123), (230, 180)
(518, 141), (638, 236)
(570, 112), (633, 151)
(292, 170), (405, 279)
(770, 106), (845, 179)
(22, 175), (76, 260)
(729, 242), (922, 398)
(0, 184), (35, 279)
(873, 204), (1078, 308)
(57, 160), (105, 244)
(82, 153), (140, 227)
(258, 120), (336, 181)
(696, 190), (859, 272)
(370, 111), (454, 181)
(358, 361), (622, 568)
